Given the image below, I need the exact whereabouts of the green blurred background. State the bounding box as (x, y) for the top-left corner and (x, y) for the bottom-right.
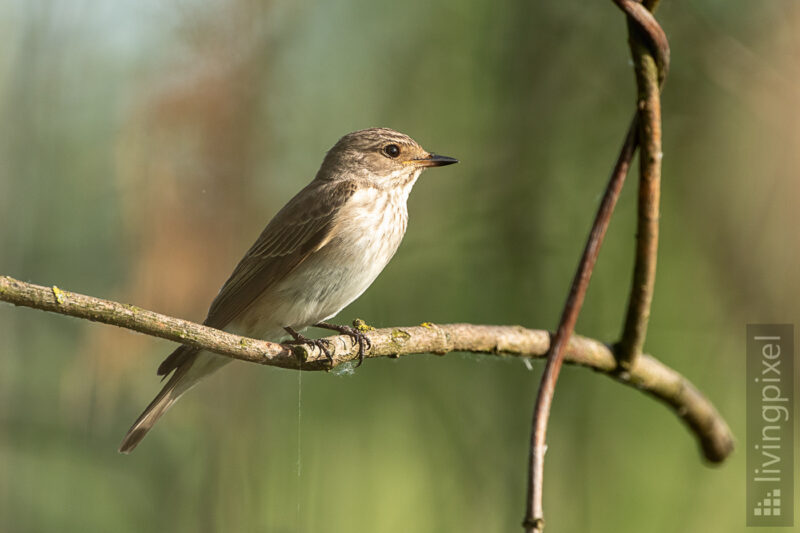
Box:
(0, 0), (798, 531)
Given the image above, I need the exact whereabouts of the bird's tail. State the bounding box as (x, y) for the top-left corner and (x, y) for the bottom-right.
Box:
(118, 349), (229, 454)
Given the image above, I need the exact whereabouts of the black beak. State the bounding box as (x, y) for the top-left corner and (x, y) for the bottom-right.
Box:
(412, 153), (459, 167)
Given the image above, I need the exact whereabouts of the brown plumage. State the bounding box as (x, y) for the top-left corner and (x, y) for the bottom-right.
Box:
(155, 179), (359, 378)
(119, 128), (457, 453)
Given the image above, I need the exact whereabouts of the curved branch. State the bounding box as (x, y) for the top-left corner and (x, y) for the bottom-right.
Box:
(524, 116), (639, 533)
(525, 3), (671, 529)
(0, 274), (733, 463)
(614, 0), (670, 368)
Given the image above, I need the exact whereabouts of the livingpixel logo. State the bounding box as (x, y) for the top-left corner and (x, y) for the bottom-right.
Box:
(746, 324), (794, 527)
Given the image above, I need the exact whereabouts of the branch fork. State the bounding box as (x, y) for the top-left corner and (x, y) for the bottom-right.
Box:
(0, 6), (732, 530)
(524, 2), (679, 531)
(0, 275), (733, 466)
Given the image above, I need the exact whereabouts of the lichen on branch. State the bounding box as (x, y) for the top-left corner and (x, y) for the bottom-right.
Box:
(0, 274), (732, 463)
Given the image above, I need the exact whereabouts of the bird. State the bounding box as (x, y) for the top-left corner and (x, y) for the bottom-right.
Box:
(119, 127), (457, 453)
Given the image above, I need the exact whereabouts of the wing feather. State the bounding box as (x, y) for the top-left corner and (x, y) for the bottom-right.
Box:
(156, 179), (357, 377)
(204, 179), (357, 329)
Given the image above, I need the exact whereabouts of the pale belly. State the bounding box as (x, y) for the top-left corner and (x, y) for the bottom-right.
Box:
(228, 187), (409, 339)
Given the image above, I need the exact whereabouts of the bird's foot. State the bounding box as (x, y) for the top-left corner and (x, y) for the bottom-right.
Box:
(284, 326), (334, 366)
(314, 320), (372, 367)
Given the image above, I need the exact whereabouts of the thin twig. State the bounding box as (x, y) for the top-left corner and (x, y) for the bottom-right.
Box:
(524, 3), (671, 531)
(616, 0), (670, 368)
(0, 274), (733, 462)
(523, 117), (639, 533)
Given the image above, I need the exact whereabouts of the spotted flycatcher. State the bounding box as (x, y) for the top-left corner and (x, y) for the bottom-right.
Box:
(119, 128), (457, 452)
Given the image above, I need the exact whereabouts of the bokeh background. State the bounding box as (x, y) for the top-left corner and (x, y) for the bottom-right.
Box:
(1, 0), (798, 531)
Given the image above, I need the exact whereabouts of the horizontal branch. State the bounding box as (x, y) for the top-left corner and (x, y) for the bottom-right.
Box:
(0, 275), (297, 366)
(0, 275), (733, 462)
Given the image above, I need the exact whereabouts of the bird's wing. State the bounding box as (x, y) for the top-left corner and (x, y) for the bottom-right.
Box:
(206, 179), (359, 329)
(156, 179), (358, 377)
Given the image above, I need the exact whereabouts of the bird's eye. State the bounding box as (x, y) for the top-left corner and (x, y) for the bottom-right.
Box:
(383, 144), (401, 158)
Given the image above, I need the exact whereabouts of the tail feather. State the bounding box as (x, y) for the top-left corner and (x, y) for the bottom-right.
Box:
(119, 350), (232, 453)
(118, 362), (192, 454)
(158, 344), (196, 377)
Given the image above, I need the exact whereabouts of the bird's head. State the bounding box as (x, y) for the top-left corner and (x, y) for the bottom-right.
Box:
(317, 127), (457, 188)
